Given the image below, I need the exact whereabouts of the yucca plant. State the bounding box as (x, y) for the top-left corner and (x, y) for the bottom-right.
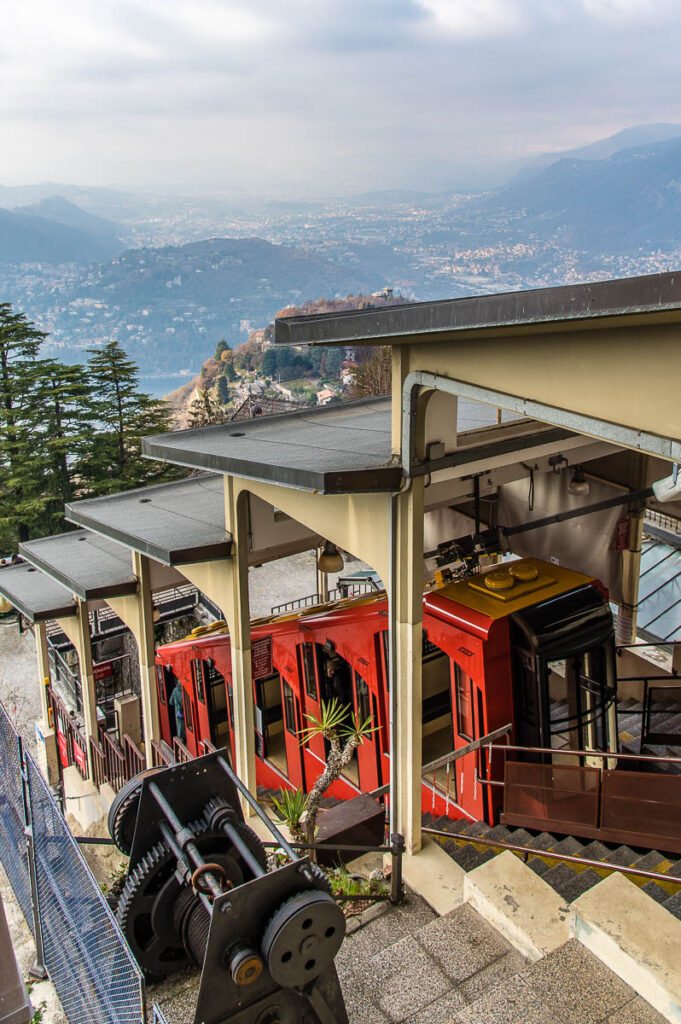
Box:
(299, 697), (378, 848)
(270, 787), (308, 844)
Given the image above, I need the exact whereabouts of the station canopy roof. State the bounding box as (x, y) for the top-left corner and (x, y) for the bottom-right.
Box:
(0, 561), (76, 622)
(19, 530), (138, 602)
(142, 396), (527, 494)
(274, 271), (681, 348)
(66, 474), (232, 566)
(638, 525), (681, 642)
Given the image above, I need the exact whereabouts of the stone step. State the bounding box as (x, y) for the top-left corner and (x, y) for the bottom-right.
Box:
(571, 872), (681, 1022)
(464, 850), (570, 960)
(541, 862), (604, 902)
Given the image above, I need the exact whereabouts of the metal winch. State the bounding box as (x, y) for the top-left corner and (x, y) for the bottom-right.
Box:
(108, 750), (348, 1024)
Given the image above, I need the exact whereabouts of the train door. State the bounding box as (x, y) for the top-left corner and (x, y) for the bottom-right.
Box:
(191, 658), (212, 747)
(181, 679), (199, 757)
(450, 658), (487, 820)
(155, 664), (173, 742)
(191, 657), (232, 754)
(281, 678), (306, 788)
(254, 672), (292, 781)
(510, 585), (617, 764)
(297, 642), (326, 762)
(354, 671), (382, 792)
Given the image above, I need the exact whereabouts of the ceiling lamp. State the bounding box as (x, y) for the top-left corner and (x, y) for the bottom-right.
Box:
(568, 466), (590, 497)
(317, 540), (344, 574)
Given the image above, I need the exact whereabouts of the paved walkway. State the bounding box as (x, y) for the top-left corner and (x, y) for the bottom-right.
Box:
(337, 894), (666, 1024)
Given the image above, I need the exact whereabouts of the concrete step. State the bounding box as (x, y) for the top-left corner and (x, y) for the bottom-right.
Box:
(571, 872), (681, 1022)
(464, 850), (570, 960)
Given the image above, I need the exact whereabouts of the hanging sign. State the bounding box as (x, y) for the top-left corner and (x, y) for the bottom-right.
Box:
(93, 660), (115, 682)
(614, 517), (630, 552)
(73, 740), (87, 775)
(251, 636), (273, 680)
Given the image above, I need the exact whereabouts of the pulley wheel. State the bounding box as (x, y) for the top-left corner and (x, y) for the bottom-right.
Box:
(262, 890), (345, 988)
(108, 766), (164, 854)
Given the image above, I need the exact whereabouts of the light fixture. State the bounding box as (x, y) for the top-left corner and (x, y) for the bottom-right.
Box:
(568, 466), (590, 497)
(317, 540), (344, 574)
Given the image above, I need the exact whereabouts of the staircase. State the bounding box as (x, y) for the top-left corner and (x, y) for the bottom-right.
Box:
(423, 812), (681, 916)
(617, 694), (681, 771)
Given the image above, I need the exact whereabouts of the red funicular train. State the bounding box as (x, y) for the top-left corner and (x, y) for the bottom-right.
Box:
(154, 557), (617, 824)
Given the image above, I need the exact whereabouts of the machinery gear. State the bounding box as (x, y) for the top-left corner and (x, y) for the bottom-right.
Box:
(261, 890), (345, 988)
(108, 766), (164, 855)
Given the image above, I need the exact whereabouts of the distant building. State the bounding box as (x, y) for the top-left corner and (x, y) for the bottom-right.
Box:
(316, 387), (338, 406)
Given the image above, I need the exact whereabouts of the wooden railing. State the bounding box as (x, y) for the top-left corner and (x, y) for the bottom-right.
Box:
(89, 736), (106, 789)
(199, 739), (217, 755)
(172, 736), (193, 763)
(123, 734), (145, 779)
(151, 739), (175, 767)
(100, 728), (126, 791)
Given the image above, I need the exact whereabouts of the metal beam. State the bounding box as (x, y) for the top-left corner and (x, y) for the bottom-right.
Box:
(403, 371), (681, 469)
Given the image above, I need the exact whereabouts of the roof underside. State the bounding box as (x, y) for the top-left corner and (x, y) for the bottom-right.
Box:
(66, 474), (232, 565)
(19, 530), (137, 601)
(142, 396), (534, 493)
(274, 271), (681, 347)
(0, 562), (76, 622)
(143, 397), (399, 493)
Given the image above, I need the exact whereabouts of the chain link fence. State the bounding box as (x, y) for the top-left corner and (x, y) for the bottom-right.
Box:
(0, 700), (145, 1024)
(0, 703), (32, 926)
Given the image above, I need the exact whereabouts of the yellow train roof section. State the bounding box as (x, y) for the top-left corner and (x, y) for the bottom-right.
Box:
(436, 558), (595, 621)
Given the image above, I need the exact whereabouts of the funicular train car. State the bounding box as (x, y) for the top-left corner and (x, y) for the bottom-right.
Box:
(154, 556), (619, 826)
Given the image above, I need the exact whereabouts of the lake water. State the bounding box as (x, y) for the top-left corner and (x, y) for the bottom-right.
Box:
(139, 373), (195, 398)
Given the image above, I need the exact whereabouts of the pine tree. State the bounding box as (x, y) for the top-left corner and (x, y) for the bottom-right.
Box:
(215, 375), (231, 406)
(32, 359), (90, 534)
(187, 388), (224, 428)
(215, 338), (231, 360)
(0, 304), (47, 548)
(79, 341), (181, 495)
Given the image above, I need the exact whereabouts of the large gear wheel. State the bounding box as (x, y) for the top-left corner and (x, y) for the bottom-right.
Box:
(116, 839), (192, 982)
(108, 766), (164, 855)
(116, 818), (269, 981)
(261, 890), (345, 988)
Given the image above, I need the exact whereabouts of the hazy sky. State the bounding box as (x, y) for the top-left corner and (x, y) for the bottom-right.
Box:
(3, 0), (681, 195)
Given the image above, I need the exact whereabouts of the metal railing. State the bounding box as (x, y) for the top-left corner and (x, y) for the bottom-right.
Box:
(0, 700), (144, 1024)
(645, 508), (681, 535)
(151, 739), (175, 767)
(172, 736), (193, 763)
(270, 580), (379, 616)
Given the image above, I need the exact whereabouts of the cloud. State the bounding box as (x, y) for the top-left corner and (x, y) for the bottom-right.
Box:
(1, 0), (681, 192)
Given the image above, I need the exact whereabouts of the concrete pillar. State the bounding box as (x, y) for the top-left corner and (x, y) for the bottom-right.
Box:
(34, 620), (51, 724)
(108, 553), (161, 768)
(618, 508), (645, 645)
(56, 600), (98, 771)
(316, 546), (329, 603)
(392, 477), (425, 855)
(33, 620), (60, 786)
(224, 480), (257, 800)
(178, 490), (257, 805)
(391, 345), (410, 458)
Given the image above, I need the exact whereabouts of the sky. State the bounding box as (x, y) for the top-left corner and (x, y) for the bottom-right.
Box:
(3, 0), (681, 195)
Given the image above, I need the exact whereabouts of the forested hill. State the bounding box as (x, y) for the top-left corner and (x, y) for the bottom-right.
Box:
(25, 237), (387, 375)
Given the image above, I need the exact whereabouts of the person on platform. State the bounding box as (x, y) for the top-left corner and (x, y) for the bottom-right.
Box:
(169, 678), (186, 743)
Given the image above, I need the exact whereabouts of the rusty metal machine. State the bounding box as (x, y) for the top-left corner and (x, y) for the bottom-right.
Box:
(108, 750), (349, 1024)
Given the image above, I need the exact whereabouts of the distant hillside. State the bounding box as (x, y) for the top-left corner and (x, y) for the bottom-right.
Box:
(512, 123), (681, 183)
(34, 237), (387, 373)
(17, 196), (121, 241)
(0, 205), (123, 263)
(483, 137), (681, 253)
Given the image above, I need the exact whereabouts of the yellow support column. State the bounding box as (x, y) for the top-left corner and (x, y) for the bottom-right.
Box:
(55, 599), (98, 772)
(224, 480), (257, 802)
(34, 620), (51, 724)
(178, 485), (257, 804)
(392, 477), (425, 855)
(107, 553), (161, 768)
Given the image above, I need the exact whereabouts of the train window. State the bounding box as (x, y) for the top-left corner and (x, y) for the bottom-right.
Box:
(183, 688), (194, 734)
(355, 673), (371, 724)
(155, 665), (166, 705)
(191, 659), (206, 704)
(455, 664), (474, 740)
(299, 643), (318, 702)
(283, 681), (297, 736)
